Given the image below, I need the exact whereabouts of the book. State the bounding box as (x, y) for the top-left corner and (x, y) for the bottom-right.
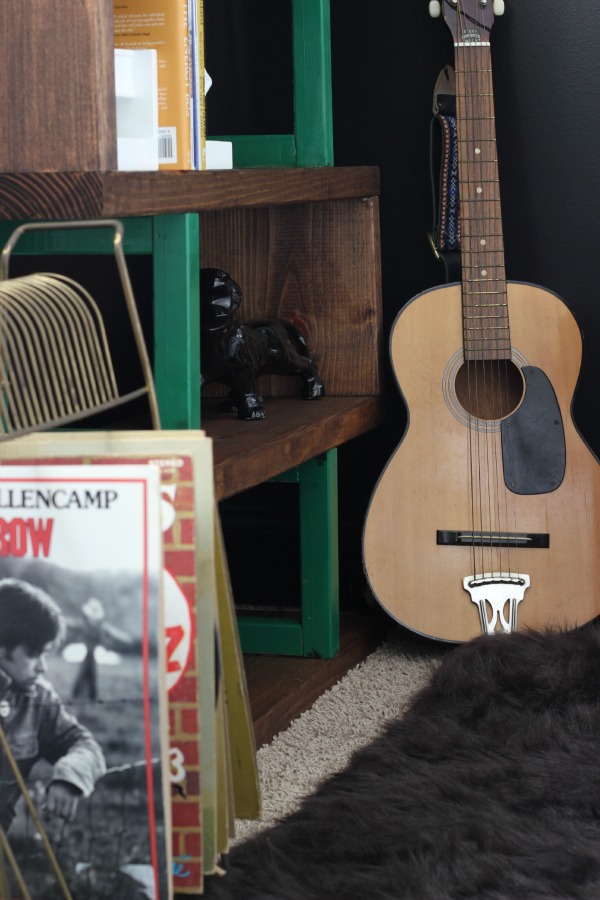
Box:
(0, 462), (170, 900)
(190, 0), (206, 170)
(0, 430), (219, 892)
(114, 0), (195, 170)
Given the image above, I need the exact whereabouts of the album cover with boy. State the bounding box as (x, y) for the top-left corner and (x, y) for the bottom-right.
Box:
(0, 463), (170, 900)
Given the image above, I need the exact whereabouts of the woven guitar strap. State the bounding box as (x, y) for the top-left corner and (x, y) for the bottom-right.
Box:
(429, 66), (462, 283)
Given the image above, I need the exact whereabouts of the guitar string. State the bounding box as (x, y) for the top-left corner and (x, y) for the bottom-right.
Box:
(475, 10), (513, 582)
(457, 0), (510, 583)
(473, 11), (504, 580)
(476, 7), (503, 582)
(475, 10), (521, 579)
(456, 0), (487, 581)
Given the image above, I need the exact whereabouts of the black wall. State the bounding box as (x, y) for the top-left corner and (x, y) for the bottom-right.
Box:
(205, 1), (600, 610)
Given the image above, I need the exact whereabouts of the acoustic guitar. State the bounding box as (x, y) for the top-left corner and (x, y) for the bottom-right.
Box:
(362, 0), (600, 642)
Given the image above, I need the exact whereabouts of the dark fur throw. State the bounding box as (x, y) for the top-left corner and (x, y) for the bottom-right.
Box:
(200, 267), (325, 420)
(204, 625), (600, 899)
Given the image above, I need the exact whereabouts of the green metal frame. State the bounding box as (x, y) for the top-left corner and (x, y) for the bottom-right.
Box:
(151, 215), (201, 429)
(237, 450), (339, 658)
(0, 0), (340, 659)
(209, 0), (334, 169)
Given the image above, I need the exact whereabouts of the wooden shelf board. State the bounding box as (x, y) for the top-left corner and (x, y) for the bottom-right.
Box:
(0, 166), (380, 221)
(203, 395), (385, 501)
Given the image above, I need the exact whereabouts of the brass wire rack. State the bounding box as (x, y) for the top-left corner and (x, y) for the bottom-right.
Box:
(0, 220), (160, 439)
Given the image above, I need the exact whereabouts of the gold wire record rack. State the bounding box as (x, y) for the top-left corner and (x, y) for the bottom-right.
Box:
(0, 220), (160, 439)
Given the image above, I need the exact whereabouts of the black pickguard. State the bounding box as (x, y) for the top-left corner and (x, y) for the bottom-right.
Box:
(501, 366), (566, 495)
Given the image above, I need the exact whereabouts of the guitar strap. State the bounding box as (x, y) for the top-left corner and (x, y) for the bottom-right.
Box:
(429, 66), (462, 283)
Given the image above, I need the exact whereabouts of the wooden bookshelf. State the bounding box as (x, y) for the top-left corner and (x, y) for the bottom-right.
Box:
(0, 163), (384, 660)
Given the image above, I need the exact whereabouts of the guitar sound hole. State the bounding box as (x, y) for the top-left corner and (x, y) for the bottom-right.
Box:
(454, 359), (524, 421)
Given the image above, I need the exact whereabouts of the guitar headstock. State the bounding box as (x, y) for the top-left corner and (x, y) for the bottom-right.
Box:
(429, 0), (503, 43)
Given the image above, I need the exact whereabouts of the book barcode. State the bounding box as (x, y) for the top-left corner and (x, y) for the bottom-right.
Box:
(158, 127), (177, 164)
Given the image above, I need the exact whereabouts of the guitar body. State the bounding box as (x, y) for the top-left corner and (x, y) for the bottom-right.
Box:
(363, 280), (600, 642)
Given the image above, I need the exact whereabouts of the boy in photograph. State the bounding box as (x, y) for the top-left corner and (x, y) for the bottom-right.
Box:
(0, 578), (106, 832)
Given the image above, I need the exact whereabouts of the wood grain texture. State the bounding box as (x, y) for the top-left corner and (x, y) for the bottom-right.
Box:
(201, 198), (383, 398)
(0, 0), (117, 173)
(0, 173), (105, 220)
(204, 396), (385, 500)
(0, 167), (380, 220)
(363, 281), (600, 642)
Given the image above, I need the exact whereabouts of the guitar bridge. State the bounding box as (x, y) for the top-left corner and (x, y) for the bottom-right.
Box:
(438, 530), (549, 548)
(463, 572), (531, 634)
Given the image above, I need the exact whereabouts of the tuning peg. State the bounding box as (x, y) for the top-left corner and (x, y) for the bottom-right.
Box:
(493, 0), (505, 14)
(429, 1), (441, 17)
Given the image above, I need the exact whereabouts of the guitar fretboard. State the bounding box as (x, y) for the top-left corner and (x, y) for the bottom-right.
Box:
(455, 42), (510, 361)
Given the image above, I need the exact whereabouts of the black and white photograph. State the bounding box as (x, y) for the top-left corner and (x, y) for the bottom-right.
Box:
(0, 464), (169, 900)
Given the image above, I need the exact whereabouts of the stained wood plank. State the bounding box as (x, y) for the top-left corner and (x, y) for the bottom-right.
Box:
(0, 167), (380, 221)
(204, 396), (385, 500)
(201, 199), (383, 397)
(0, 1), (116, 173)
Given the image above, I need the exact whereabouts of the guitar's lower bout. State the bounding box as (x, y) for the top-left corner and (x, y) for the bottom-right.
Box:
(362, 281), (600, 643)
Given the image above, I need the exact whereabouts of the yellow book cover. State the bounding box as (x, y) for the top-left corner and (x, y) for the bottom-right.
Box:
(114, 0), (193, 170)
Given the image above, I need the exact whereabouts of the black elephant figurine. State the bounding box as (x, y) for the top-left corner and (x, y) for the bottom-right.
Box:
(200, 267), (325, 420)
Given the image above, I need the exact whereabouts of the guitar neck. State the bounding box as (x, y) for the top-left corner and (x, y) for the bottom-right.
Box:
(455, 41), (510, 361)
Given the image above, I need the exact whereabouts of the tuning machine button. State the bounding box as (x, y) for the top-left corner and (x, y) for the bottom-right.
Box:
(429, 1), (442, 17)
(493, 0), (505, 13)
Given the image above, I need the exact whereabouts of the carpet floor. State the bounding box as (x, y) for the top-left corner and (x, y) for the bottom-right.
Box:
(205, 623), (600, 899)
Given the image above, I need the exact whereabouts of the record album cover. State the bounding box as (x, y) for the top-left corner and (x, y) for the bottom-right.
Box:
(0, 463), (169, 900)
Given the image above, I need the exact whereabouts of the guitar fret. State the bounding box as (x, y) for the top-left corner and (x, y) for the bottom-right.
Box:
(465, 342), (511, 348)
(461, 178), (500, 184)
(460, 215), (503, 221)
(466, 333), (510, 339)
(462, 234), (504, 240)
(463, 302), (508, 307)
